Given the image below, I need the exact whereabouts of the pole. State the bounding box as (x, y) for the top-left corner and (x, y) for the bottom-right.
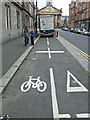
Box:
(35, 0), (37, 37)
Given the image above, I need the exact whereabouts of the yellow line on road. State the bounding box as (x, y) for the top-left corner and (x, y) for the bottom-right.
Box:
(59, 35), (90, 61)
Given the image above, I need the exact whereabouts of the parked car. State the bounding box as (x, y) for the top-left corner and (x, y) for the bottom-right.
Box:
(73, 28), (77, 33)
(69, 28), (73, 32)
(62, 27), (68, 31)
(81, 29), (89, 35)
(64, 27), (68, 31)
(87, 31), (90, 36)
(61, 27), (64, 30)
(77, 28), (82, 34)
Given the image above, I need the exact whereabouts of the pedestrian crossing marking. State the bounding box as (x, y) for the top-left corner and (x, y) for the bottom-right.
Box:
(67, 70), (88, 92)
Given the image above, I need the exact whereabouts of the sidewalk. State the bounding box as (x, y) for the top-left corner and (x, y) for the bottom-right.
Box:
(2, 36), (37, 76)
(0, 36), (40, 94)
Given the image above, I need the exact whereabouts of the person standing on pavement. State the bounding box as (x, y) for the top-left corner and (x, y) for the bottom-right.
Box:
(30, 28), (35, 45)
(24, 26), (29, 46)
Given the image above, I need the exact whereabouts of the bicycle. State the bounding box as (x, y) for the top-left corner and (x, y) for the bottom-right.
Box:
(21, 76), (47, 92)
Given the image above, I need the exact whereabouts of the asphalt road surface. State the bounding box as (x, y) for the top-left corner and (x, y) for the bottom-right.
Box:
(2, 36), (89, 119)
(58, 29), (89, 55)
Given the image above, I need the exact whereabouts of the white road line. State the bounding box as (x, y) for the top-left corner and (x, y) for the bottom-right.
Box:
(59, 114), (71, 118)
(47, 41), (50, 46)
(47, 37), (48, 40)
(36, 49), (64, 59)
(48, 48), (51, 58)
(50, 51), (64, 53)
(50, 68), (59, 119)
(36, 51), (64, 54)
(36, 51), (49, 53)
(67, 70), (88, 92)
(76, 113), (90, 118)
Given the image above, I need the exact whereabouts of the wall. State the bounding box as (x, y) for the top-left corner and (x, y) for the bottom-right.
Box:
(0, 2), (23, 43)
(1, 29), (22, 43)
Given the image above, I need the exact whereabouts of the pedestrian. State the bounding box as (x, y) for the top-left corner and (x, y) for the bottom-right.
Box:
(24, 26), (29, 46)
(30, 28), (35, 45)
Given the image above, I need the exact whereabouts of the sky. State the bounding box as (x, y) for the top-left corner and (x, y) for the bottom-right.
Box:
(35, 0), (71, 16)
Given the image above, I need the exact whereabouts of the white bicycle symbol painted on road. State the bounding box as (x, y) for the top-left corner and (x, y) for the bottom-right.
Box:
(21, 76), (47, 92)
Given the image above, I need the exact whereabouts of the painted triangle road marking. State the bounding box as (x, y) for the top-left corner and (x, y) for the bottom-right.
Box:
(67, 70), (88, 92)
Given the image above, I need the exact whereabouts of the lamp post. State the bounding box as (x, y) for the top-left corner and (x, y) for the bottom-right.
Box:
(35, 0), (37, 37)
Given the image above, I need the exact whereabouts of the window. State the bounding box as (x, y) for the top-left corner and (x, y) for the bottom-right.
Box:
(5, 4), (11, 29)
(17, 11), (20, 29)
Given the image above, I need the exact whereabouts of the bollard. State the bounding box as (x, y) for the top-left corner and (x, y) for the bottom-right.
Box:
(56, 31), (58, 37)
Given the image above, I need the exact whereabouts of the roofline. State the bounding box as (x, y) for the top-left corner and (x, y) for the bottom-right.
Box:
(38, 5), (62, 13)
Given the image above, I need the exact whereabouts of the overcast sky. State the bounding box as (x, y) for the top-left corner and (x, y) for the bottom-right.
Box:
(35, 0), (71, 16)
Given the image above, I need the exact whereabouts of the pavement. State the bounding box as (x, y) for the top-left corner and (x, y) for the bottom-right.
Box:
(0, 34), (89, 94)
(0, 36), (40, 94)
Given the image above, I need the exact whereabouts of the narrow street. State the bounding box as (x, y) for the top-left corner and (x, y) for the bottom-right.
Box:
(1, 0), (90, 119)
(2, 36), (89, 119)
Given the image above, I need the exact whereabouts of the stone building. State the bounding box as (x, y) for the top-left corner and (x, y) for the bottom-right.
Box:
(37, 0), (62, 28)
(0, 0), (35, 43)
(61, 16), (69, 27)
(69, 0), (90, 31)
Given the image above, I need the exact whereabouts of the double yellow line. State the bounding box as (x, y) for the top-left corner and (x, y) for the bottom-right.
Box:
(59, 35), (90, 61)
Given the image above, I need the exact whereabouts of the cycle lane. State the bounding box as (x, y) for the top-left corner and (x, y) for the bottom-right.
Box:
(48, 37), (89, 119)
(2, 37), (54, 118)
(2, 36), (90, 119)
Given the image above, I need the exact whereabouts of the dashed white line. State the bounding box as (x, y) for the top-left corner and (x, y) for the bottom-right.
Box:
(76, 113), (90, 118)
(50, 68), (59, 119)
(59, 114), (71, 118)
(47, 41), (50, 46)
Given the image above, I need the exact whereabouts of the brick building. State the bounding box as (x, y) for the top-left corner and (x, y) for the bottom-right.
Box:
(69, 0), (90, 31)
(0, 0), (35, 43)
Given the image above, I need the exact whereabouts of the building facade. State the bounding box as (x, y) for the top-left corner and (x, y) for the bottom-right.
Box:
(0, 0), (35, 43)
(69, 0), (90, 31)
(37, 1), (62, 28)
(61, 16), (69, 27)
